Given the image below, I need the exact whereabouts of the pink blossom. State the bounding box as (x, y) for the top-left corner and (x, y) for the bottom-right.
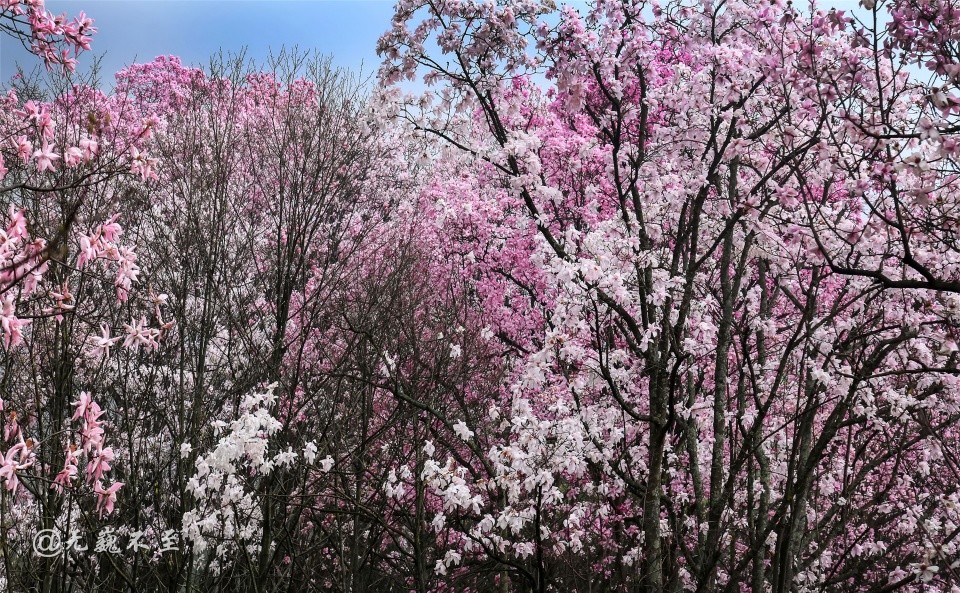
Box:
(71, 391), (92, 422)
(32, 141), (59, 172)
(86, 446), (114, 482)
(13, 136), (32, 162)
(94, 480), (123, 516)
(87, 324), (120, 358)
(63, 146), (83, 167)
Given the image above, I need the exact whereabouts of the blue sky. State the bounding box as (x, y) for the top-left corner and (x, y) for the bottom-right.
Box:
(1, 0), (868, 86)
(0, 1), (397, 83)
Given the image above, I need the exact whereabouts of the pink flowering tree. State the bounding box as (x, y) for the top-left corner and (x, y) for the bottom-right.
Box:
(41, 53), (429, 592)
(0, 8), (174, 591)
(0, 0), (94, 72)
(377, 0), (960, 591)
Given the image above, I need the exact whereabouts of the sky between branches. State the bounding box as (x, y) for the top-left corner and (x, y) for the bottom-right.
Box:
(0, 0), (398, 82)
(0, 0), (867, 85)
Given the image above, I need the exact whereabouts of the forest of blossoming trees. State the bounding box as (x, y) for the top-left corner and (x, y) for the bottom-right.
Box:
(1, 0), (960, 591)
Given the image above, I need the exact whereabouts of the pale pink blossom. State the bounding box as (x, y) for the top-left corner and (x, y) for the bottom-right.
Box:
(32, 141), (59, 172)
(94, 480), (123, 516)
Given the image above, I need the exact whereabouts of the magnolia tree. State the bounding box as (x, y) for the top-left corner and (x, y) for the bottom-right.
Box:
(17, 52), (439, 593)
(0, 5), (171, 591)
(374, 0), (960, 592)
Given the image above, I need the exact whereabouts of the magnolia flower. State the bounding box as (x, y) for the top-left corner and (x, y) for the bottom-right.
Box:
(4, 411), (19, 441)
(6, 208), (26, 239)
(319, 456), (335, 472)
(77, 235), (98, 267)
(71, 391), (93, 421)
(148, 289), (168, 306)
(123, 317), (159, 351)
(20, 100), (40, 122)
(81, 417), (105, 450)
(0, 295), (28, 350)
(79, 137), (98, 160)
(0, 438), (35, 495)
(0, 448), (21, 494)
(453, 420), (474, 441)
(32, 142), (59, 172)
(86, 446), (115, 482)
(13, 136), (32, 161)
(912, 563), (939, 583)
(918, 117), (940, 141)
(63, 146), (83, 167)
(303, 441), (318, 464)
(52, 467), (76, 493)
(87, 324), (120, 358)
(94, 481), (123, 516)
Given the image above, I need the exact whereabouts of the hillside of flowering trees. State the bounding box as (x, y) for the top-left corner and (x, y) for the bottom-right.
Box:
(1, 0), (960, 591)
